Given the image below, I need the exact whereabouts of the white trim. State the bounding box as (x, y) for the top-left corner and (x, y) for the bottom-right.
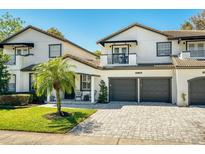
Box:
(137, 78), (140, 103)
(91, 76), (95, 103)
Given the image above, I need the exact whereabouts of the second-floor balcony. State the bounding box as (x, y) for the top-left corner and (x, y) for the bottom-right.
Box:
(180, 50), (205, 59)
(108, 53), (129, 64)
(101, 53), (137, 65)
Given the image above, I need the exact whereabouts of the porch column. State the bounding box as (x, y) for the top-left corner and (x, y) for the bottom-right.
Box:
(47, 88), (50, 103)
(137, 78), (140, 103)
(91, 76), (95, 103)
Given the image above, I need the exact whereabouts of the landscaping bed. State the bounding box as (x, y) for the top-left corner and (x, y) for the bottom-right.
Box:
(0, 106), (96, 133)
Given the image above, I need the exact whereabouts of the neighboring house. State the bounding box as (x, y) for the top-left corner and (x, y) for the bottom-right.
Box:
(0, 25), (100, 103)
(1, 23), (205, 106)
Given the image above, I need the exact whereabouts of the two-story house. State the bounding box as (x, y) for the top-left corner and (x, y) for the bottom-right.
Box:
(1, 23), (205, 106)
(97, 23), (205, 106)
(0, 25), (100, 103)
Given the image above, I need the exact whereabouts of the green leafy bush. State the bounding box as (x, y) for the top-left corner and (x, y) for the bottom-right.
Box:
(32, 92), (46, 104)
(2, 92), (45, 104)
(98, 80), (108, 103)
(0, 94), (33, 106)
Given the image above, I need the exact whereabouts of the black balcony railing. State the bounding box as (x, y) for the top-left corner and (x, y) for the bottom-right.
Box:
(107, 53), (129, 64)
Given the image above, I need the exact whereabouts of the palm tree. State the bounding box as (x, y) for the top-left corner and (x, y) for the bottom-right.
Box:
(34, 57), (75, 116)
(181, 21), (194, 30)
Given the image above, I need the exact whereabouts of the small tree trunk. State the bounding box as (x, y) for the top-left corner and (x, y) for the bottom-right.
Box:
(56, 89), (62, 116)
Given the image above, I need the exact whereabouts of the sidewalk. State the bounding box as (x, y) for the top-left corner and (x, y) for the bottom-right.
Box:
(0, 130), (188, 145)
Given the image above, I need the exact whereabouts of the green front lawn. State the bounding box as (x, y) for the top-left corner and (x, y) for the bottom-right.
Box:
(0, 106), (96, 133)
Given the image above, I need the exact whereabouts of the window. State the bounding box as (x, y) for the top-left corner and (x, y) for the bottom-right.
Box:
(157, 42), (172, 56)
(198, 43), (204, 50)
(8, 74), (16, 92)
(114, 47), (119, 54)
(49, 44), (62, 58)
(16, 47), (29, 56)
(111, 46), (129, 64)
(188, 43), (195, 51)
(81, 75), (91, 91)
(113, 46), (128, 54)
(122, 47), (127, 54)
(29, 73), (35, 92)
(189, 42), (205, 57)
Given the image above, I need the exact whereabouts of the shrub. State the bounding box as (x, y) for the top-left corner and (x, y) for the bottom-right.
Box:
(0, 94), (33, 106)
(2, 92), (45, 104)
(32, 92), (46, 104)
(98, 80), (108, 103)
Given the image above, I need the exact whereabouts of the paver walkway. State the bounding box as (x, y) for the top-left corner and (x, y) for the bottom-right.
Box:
(0, 130), (189, 145)
(66, 102), (205, 144)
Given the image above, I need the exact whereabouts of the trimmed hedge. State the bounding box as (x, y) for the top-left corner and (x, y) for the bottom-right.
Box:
(0, 94), (33, 106)
(2, 92), (45, 104)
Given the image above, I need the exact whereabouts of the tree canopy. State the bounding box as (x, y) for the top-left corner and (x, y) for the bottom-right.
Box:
(47, 27), (64, 38)
(181, 10), (205, 30)
(0, 52), (10, 94)
(94, 50), (101, 58)
(180, 21), (193, 30)
(0, 12), (25, 42)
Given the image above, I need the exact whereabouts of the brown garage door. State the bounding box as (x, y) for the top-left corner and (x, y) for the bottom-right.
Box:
(141, 78), (171, 103)
(109, 78), (137, 101)
(189, 78), (205, 105)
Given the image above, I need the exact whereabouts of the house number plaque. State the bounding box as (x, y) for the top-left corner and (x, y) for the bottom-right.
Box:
(135, 72), (142, 74)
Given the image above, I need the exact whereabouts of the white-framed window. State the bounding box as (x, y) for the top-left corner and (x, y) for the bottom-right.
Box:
(8, 74), (16, 92)
(16, 47), (29, 56)
(188, 42), (205, 57)
(113, 46), (128, 54)
(122, 47), (127, 54)
(49, 44), (62, 58)
(81, 74), (91, 91)
(29, 73), (35, 92)
(113, 47), (120, 54)
(157, 42), (172, 56)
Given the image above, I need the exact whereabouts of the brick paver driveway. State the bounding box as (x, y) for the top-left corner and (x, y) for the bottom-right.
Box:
(68, 102), (205, 144)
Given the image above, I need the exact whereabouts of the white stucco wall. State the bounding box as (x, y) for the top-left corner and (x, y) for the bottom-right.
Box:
(99, 69), (176, 103)
(4, 28), (97, 70)
(175, 68), (205, 106)
(101, 26), (182, 66)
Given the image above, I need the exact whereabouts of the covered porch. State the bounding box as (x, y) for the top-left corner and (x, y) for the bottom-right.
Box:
(46, 73), (101, 104)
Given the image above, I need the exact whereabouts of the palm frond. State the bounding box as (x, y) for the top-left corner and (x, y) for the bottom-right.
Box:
(33, 57), (76, 96)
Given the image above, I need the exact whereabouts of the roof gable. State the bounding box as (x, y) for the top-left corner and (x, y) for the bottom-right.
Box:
(1, 25), (97, 57)
(97, 22), (169, 45)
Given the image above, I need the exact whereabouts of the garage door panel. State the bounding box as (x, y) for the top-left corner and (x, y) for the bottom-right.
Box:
(141, 79), (171, 102)
(110, 78), (137, 101)
(190, 78), (205, 105)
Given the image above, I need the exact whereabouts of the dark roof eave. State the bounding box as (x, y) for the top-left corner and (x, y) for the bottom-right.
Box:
(0, 43), (34, 48)
(102, 65), (174, 70)
(63, 54), (101, 69)
(20, 64), (38, 72)
(168, 36), (205, 40)
(175, 66), (205, 69)
(100, 40), (138, 46)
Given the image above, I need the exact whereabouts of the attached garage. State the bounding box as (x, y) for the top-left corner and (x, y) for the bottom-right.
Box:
(109, 78), (137, 101)
(140, 78), (171, 103)
(189, 77), (205, 105)
(109, 77), (171, 103)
